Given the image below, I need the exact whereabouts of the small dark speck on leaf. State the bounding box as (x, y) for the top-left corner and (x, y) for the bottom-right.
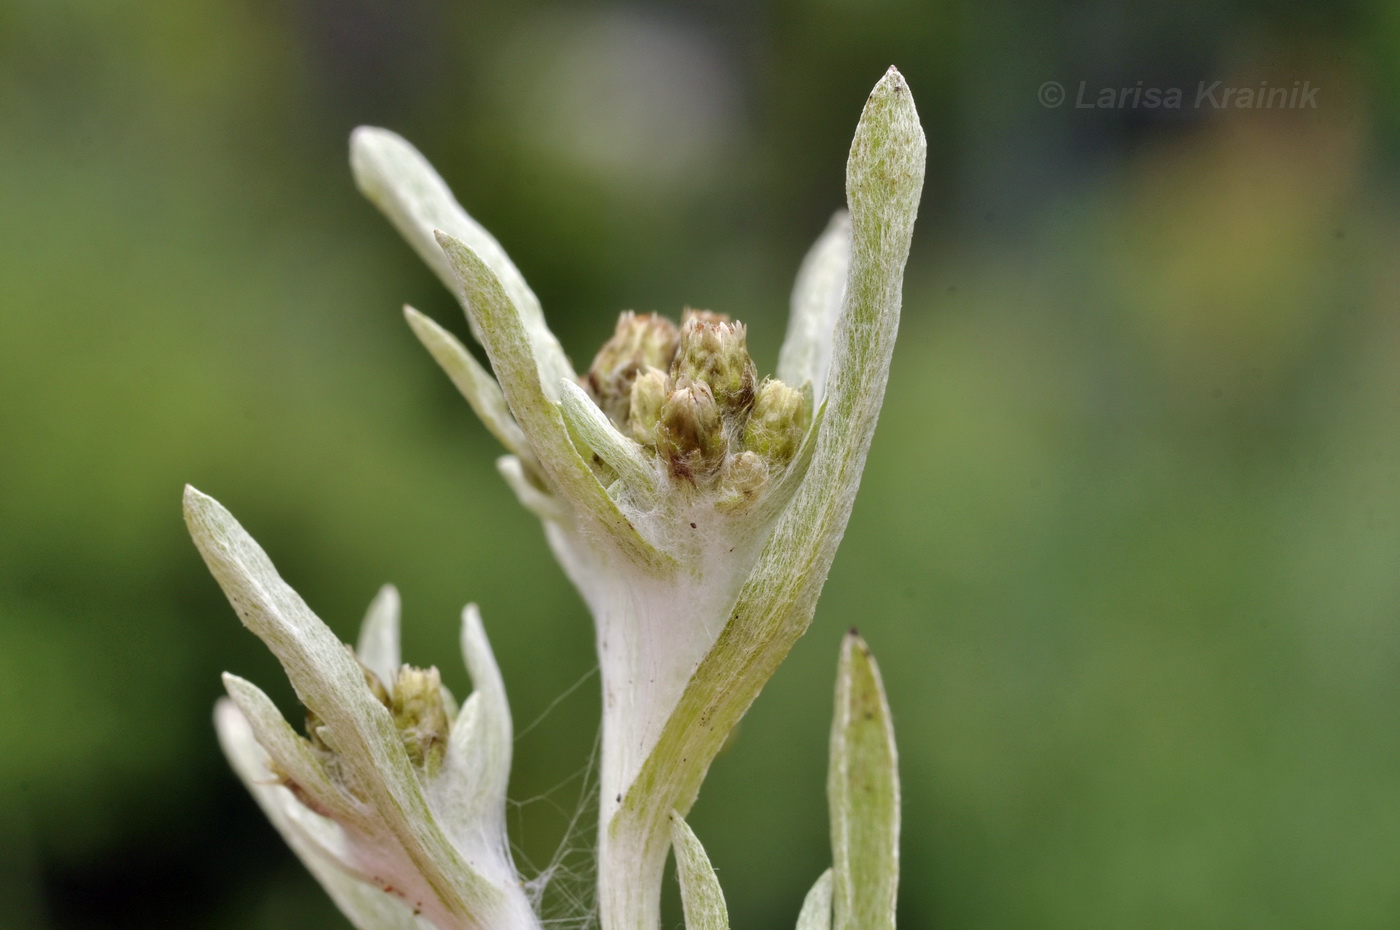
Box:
(690, 522), (697, 528)
(616, 794), (622, 803)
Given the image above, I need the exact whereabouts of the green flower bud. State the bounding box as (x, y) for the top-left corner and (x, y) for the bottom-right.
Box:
(715, 450), (770, 513)
(671, 317), (757, 413)
(657, 379), (728, 480)
(742, 378), (809, 465)
(627, 366), (669, 447)
(391, 665), (452, 773)
(585, 312), (680, 426)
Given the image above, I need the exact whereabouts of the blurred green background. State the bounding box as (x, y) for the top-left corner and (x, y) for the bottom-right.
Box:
(3, 0), (1400, 927)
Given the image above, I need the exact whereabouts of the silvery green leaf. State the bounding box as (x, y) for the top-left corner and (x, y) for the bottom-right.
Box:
(669, 813), (730, 930)
(778, 211), (850, 402)
(186, 487), (534, 930)
(829, 632), (899, 930)
(434, 231), (673, 572)
(606, 66), (924, 908)
(557, 378), (661, 503)
(215, 699), (435, 930)
(350, 127), (574, 390)
(795, 868), (833, 930)
(426, 606), (519, 889)
(356, 583), (401, 689)
(221, 672), (365, 827)
(404, 306), (536, 470)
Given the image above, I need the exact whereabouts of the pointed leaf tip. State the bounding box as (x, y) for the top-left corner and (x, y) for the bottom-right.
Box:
(869, 67), (912, 109)
(429, 603), (517, 878)
(830, 635), (900, 930)
(183, 482), (208, 513)
(352, 127), (575, 392)
(848, 66), (925, 205)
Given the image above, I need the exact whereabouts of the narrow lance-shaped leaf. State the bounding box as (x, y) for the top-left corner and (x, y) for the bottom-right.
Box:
(427, 605), (517, 886)
(609, 63), (924, 861)
(795, 869), (833, 930)
(403, 306), (536, 470)
(434, 231), (673, 572)
(557, 378), (661, 503)
(829, 632), (899, 930)
(221, 673), (365, 827)
(669, 813), (730, 930)
(778, 210), (851, 401)
(350, 127), (575, 390)
(184, 486), (507, 926)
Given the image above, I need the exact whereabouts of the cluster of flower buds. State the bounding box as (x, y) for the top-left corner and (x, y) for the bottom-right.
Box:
(584, 310), (809, 508)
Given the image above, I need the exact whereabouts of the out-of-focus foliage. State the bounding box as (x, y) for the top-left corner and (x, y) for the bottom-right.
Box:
(2, 1), (1398, 928)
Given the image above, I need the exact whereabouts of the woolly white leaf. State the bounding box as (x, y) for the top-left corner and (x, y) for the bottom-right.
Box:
(427, 606), (520, 890)
(779, 211), (850, 401)
(795, 869), (833, 930)
(221, 673), (364, 826)
(215, 699), (435, 930)
(356, 583), (402, 689)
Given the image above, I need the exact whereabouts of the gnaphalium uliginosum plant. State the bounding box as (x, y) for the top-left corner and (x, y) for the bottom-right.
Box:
(188, 66), (924, 930)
